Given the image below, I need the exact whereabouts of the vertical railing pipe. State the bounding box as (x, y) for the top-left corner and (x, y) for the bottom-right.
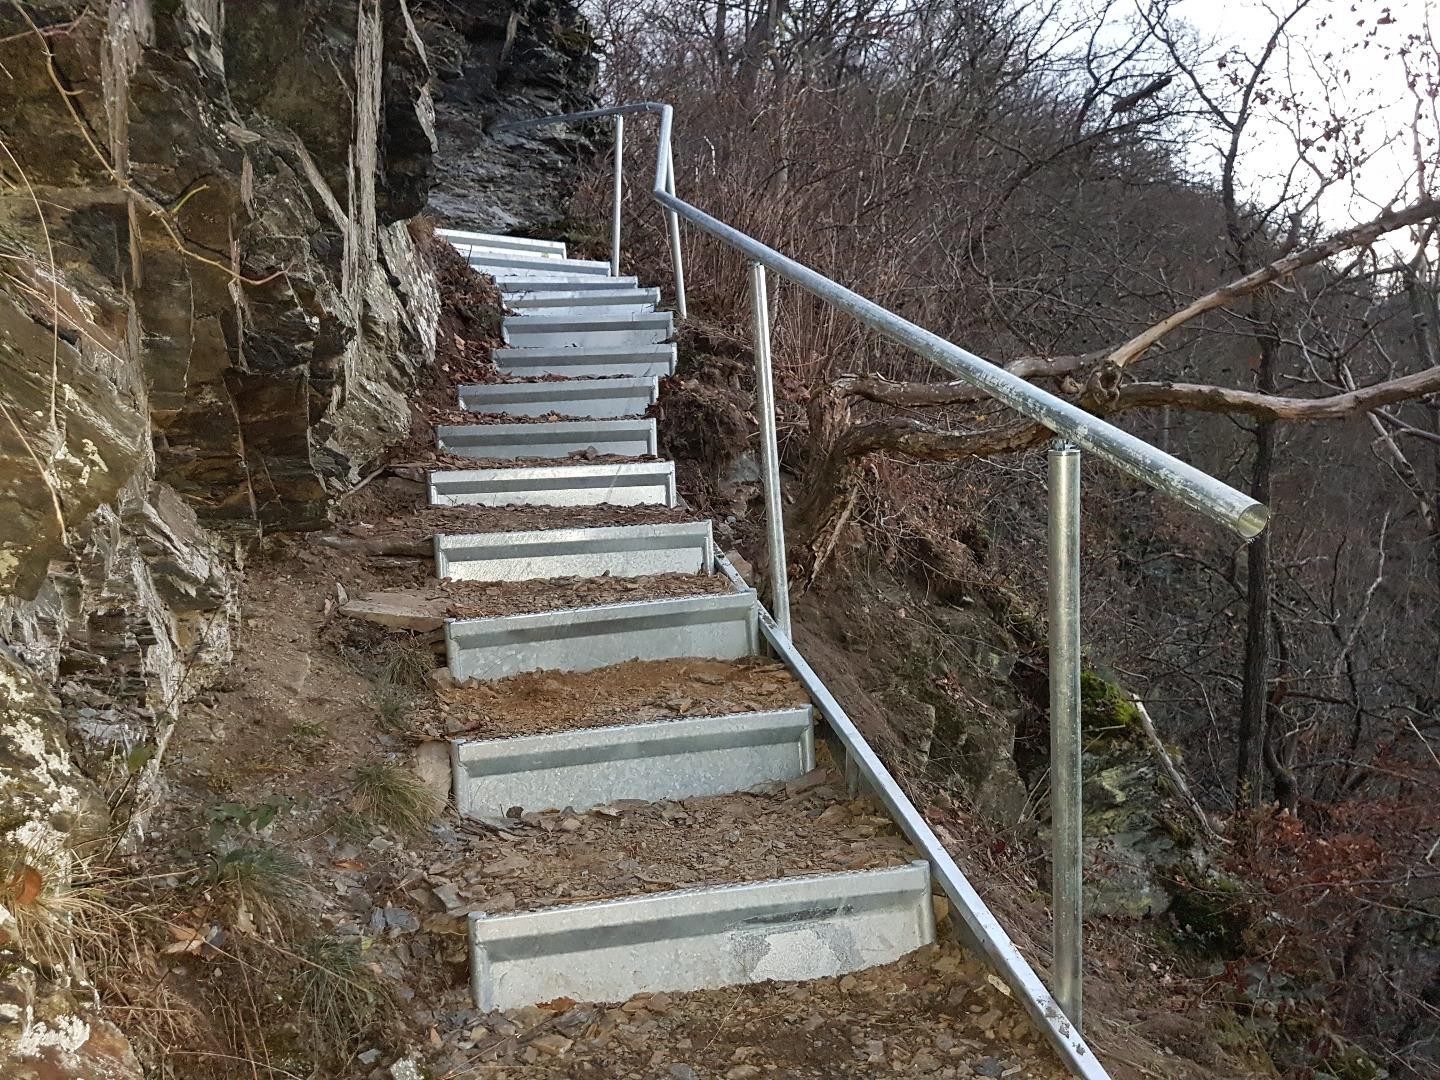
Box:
(610, 115), (625, 277)
(663, 139), (687, 318)
(1048, 442), (1083, 1028)
(748, 262), (790, 637)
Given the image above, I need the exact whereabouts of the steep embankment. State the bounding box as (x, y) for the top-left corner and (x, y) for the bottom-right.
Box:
(0, 2), (590, 1076)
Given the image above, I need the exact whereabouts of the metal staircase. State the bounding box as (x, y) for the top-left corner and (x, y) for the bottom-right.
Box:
(431, 226), (938, 1028)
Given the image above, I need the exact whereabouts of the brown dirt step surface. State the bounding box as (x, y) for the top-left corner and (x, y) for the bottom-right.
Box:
(335, 572), (736, 630)
(437, 656), (809, 739)
(411, 762), (915, 917)
(433, 407), (646, 425)
(422, 939), (1069, 1078)
(396, 450), (661, 472)
(441, 571), (737, 620)
(339, 479), (704, 540)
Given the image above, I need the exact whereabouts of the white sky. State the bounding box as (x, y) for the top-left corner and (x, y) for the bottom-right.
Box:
(1171, 0), (1435, 231)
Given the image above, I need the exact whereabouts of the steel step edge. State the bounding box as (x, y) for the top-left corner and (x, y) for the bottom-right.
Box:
(467, 251), (611, 276)
(434, 520), (714, 581)
(494, 344), (677, 379)
(450, 706), (815, 818)
(498, 276), (639, 294)
(509, 288), (660, 313)
(438, 228), (567, 257)
(434, 418), (658, 460)
(713, 551), (1115, 1080)
(457, 376), (659, 419)
(445, 589), (760, 681)
(501, 315), (674, 349)
(427, 461), (677, 509)
(468, 861), (936, 1011)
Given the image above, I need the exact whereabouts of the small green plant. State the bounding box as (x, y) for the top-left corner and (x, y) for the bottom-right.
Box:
(290, 936), (390, 1062)
(290, 718), (327, 744)
(352, 761), (441, 836)
(206, 794), (291, 843)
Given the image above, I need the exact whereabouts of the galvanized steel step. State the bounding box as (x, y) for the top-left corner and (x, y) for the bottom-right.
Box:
(508, 288), (660, 317)
(501, 311), (673, 349)
(439, 228), (567, 259)
(428, 462), (677, 509)
(435, 419), (658, 460)
(467, 251), (611, 280)
(450, 706), (815, 818)
(434, 521), (714, 581)
(457, 377), (658, 419)
(445, 590), (759, 682)
(493, 344), (677, 379)
(498, 275), (639, 295)
(467, 861), (936, 1011)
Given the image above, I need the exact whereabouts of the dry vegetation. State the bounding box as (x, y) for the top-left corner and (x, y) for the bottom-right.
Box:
(564, 0), (1440, 1073)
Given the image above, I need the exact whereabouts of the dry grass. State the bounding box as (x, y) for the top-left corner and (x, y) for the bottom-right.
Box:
(206, 845), (307, 932)
(351, 760), (441, 836)
(290, 936), (392, 1063)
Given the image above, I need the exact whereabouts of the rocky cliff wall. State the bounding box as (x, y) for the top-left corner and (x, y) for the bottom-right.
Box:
(0, 1), (444, 1074)
(415, 0), (597, 230)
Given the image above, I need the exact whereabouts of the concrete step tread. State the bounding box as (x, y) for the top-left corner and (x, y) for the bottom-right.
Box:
(435, 520), (714, 582)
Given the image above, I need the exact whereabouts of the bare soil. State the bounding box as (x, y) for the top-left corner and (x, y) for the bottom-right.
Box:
(394, 450), (661, 473)
(436, 657), (810, 739)
(440, 571), (735, 619)
(348, 499), (706, 543)
(431, 407), (647, 425)
(424, 939), (1072, 1079)
(409, 760), (914, 915)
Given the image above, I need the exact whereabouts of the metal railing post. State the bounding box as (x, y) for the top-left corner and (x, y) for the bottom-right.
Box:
(610, 115), (625, 277)
(748, 262), (790, 637)
(1048, 442), (1083, 1029)
(664, 140), (687, 318)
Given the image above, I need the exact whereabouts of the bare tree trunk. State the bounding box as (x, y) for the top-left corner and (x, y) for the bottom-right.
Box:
(1237, 322), (1280, 810)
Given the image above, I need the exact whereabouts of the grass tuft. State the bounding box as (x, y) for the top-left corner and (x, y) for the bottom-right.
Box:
(374, 637), (434, 690)
(207, 845), (307, 930)
(352, 761), (441, 836)
(291, 935), (391, 1062)
(372, 683), (417, 731)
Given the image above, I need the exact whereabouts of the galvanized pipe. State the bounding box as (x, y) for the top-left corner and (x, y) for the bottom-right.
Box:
(502, 102), (1266, 541)
(749, 262), (791, 637)
(663, 139), (688, 318)
(1048, 443), (1083, 1028)
(712, 551), (1112, 1080)
(610, 115), (625, 277)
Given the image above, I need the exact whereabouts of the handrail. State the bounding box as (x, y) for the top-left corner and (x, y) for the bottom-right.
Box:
(500, 100), (1272, 1080)
(502, 101), (1269, 539)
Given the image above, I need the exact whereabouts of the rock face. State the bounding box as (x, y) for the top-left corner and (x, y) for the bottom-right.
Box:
(414, 0), (598, 230)
(0, 2), (447, 1074)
